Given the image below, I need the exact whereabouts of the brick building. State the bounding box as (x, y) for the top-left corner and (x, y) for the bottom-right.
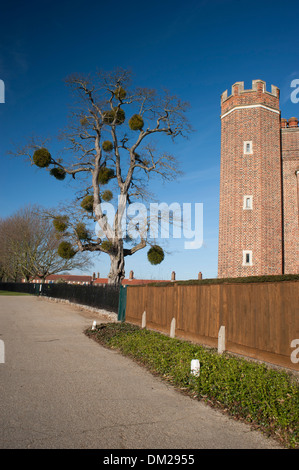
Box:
(218, 79), (299, 278)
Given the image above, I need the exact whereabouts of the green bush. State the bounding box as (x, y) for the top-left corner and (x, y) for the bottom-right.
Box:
(57, 241), (75, 259)
(86, 323), (299, 448)
(147, 245), (164, 265)
(146, 273), (299, 288)
(75, 222), (89, 240)
(102, 190), (113, 202)
(129, 114), (144, 131)
(98, 167), (115, 185)
(100, 240), (114, 253)
(103, 108), (125, 125)
(50, 167), (66, 180)
(115, 86), (127, 100)
(102, 140), (114, 152)
(53, 216), (68, 232)
(81, 195), (94, 212)
(33, 148), (52, 168)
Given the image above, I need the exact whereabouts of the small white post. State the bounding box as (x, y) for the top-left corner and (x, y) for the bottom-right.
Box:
(190, 359), (200, 377)
(0, 340), (5, 364)
(91, 320), (97, 330)
(218, 325), (226, 354)
(170, 317), (176, 338)
(141, 311), (146, 329)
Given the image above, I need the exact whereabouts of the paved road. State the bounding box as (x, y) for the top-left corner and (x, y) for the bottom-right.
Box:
(0, 296), (283, 449)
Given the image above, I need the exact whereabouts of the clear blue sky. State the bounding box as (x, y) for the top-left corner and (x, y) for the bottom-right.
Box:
(1, 0), (298, 280)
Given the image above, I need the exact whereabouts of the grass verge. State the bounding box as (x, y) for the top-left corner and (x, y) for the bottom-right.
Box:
(85, 322), (299, 449)
(0, 290), (32, 296)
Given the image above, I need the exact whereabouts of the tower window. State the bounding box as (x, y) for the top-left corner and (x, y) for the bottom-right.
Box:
(243, 195), (253, 210)
(243, 250), (253, 266)
(244, 141), (253, 154)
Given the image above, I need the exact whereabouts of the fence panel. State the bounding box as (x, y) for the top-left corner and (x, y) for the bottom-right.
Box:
(0, 282), (120, 313)
(0, 282), (38, 295)
(125, 280), (299, 370)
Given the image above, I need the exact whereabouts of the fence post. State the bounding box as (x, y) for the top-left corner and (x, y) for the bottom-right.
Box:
(117, 285), (127, 322)
(218, 325), (226, 354)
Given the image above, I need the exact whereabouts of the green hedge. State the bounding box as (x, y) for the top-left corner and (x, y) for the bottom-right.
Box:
(142, 273), (299, 288)
(86, 323), (299, 448)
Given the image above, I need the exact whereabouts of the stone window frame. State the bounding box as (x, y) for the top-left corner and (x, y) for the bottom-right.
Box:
(243, 195), (253, 210)
(243, 141), (253, 155)
(242, 250), (253, 266)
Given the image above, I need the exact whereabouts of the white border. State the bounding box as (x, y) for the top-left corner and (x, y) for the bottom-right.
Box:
(221, 104), (280, 120)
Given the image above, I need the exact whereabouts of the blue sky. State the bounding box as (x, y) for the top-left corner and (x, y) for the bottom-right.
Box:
(1, 0), (299, 280)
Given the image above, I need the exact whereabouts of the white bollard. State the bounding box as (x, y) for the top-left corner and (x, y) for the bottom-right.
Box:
(141, 311), (146, 329)
(0, 339), (4, 364)
(218, 325), (226, 354)
(170, 317), (176, 338)
(91, 320), (97, 330)
(190, 359), (200, 377)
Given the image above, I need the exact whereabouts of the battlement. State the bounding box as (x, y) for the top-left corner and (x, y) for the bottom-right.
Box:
(221, 80), (279, 103)
(221, 79), (280, 116)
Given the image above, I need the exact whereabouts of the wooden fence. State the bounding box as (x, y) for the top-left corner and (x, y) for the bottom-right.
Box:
(125, 280), (299, 371)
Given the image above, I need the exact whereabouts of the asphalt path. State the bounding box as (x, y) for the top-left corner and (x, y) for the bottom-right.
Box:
(0, 295), (283, 450)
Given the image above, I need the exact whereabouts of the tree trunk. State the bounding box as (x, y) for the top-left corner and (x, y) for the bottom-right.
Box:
(108, 249), (125, 286)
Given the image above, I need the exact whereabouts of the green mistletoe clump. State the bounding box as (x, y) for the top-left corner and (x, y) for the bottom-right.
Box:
(147, 245), (164, 265)
(81, 195), (94, 212)
(129, 114), (144, 131)
(53, 216), (68, 232)
(75, 222), (89, 240)
(50, 168), (66, 180)
(103, 108), (125, 125)
(102, 190), (113, 202)
(33, 148), (52, 168)
(102, 140), (114, 152)
(58, 241), (76, 259)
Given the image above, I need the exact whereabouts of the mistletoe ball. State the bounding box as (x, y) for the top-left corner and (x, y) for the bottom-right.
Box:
(33, 148), (52, 168)
(147, 245), (164, 265)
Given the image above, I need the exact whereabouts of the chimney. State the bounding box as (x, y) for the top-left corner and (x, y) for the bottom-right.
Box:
(129, 270), (134, 280)
(92, 272), (96, 280)
(288, 117), (298, 128)
(198, 272), (202, 280)
(171, 271), (176, 281)
(97, 272), (99, 279)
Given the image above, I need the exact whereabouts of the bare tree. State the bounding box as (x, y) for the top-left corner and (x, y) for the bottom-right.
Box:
(0, 206), (92, 282)
(12, 69), (191, 284)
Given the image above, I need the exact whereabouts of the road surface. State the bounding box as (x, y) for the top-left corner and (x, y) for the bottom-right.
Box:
(0, 295), (283, 449)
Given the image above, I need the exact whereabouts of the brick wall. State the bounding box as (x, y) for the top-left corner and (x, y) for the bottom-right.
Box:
(281, 121), (299, 274)
(218, 80), (283, 277)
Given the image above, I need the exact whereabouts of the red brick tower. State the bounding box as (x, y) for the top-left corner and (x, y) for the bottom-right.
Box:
(218, 80), (283, 278)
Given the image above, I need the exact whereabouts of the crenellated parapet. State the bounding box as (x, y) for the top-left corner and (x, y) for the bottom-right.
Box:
(221, 79), (280, 117)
